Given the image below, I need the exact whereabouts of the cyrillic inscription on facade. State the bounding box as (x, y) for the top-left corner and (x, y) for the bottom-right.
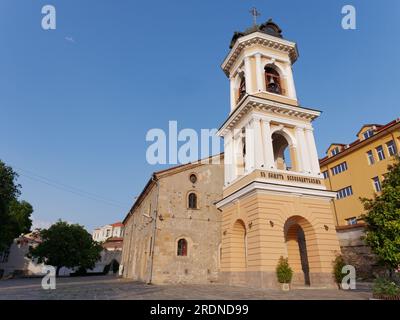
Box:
(260, 171), (322, 185)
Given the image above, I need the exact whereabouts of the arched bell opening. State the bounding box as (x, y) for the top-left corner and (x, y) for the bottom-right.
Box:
(272, 132), (294, 171)
(238, 73), (246, 102)
(265, 66), (283, 95)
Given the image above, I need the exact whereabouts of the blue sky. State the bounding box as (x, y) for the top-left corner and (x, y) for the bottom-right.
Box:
(1, 0), (399, 232)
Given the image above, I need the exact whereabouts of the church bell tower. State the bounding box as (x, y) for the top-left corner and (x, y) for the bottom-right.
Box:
(216, 17), (341, 289)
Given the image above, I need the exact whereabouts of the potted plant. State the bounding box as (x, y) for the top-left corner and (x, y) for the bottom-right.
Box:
(332, 255), (346, 289)
(276, 256), (293, 291)
(372, 277), (400, 300)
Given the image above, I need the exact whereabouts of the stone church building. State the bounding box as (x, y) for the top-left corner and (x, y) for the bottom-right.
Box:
(121, 155), (224, 284)
(121, 19), (341, 288)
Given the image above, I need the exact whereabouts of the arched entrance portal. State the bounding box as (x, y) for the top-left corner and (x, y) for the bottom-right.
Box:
(284, 216), (313, 286)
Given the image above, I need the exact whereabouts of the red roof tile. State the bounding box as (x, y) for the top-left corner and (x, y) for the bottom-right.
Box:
(111, 222), (124, 227)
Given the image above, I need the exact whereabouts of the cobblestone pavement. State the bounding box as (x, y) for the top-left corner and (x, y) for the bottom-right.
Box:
(0, 275), (372, 300)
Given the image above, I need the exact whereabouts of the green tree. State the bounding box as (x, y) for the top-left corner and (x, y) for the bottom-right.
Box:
(0, 160), (33, 251)
(361, 156), (400, 276)
(30, 220), (102, 276)
(9, 199), (33, 233)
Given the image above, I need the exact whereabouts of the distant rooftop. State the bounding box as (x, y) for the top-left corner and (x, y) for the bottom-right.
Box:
(111, 222), (124, 227)
(320, 118), (400, 164)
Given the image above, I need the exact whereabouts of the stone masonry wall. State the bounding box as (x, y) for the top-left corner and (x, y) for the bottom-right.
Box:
(336, 224), (383, 280)
(152, 162), (224, 284)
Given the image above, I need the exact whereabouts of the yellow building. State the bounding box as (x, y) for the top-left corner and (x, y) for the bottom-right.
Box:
(320, 119), (400, 226)
(215, 20), (340, 289)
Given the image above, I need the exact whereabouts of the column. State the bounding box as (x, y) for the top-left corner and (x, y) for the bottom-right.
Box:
(285, 63), (297, 100)
(245, 120), (255, 173)
(229, 76), (236, 112)
(253, 116), (264, 169)
(244, 56), (253, 94)
(295, 127), (311, 173)
(224, 131), (233, 185)
(255, 53), (263, 92)
(305, 127), (321, 175)
(262, 120), (275, 170)
(294, 128), (304, 172)
(289, 145), (298, 171)
(233, 129), (243, 177)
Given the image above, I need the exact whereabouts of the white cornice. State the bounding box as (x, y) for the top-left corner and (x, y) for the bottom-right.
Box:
(217, 95), (321, 136)
(216, 181), (337, 209)
(221, 32), (299, 77)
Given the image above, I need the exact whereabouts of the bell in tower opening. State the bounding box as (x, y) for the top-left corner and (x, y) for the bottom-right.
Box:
(265, 66), (282, 95)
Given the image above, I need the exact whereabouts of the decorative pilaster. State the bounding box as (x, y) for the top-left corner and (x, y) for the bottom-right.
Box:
(244, 56), (253, 93)
(262, 120), (275, 170)
(233, 129), (244, 177)
(253, 116), (264, 169)
(305, 127), (321, 175)
(245, 120), (255, 173)
(255, 53), (263, 92)
(229, 76), (236, 112)
(224, 131), (234, 185)
(285, 63), (297, 100)
(295, 127), (311, 173)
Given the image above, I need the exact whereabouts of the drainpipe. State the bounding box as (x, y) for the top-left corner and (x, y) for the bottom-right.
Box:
(147, 174), (160, 284)
(390, 131), (399, 156)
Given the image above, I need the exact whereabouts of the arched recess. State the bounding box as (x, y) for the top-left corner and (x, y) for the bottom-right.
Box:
(231, 219), (247, 270)
(271, 129), (297, 171)
(284, 215), (318, 286)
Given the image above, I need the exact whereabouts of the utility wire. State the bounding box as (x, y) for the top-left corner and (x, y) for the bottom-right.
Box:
(13, 166), (130, 209)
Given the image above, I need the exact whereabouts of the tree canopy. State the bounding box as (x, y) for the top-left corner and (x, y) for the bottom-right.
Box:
(0, 160), (33, 251)
(361, 156), (400, 272)
(30, 220), (102, 276)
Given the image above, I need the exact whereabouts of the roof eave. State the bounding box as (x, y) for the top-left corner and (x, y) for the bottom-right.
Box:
(221, 32), (298, 77)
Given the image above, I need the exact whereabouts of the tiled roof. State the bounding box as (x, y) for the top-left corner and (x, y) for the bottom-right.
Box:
(122, 153), (224, 224)
(111, 222), (124, 227)
(104, 237), (123, 242)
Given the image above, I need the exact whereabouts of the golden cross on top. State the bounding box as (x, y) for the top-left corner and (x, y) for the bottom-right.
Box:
(249, 7), (261, 26)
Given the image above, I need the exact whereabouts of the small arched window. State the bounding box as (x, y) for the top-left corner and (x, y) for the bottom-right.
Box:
(238, 76), (246, 101)
(188, 192), (197, 209)
(177, 238), (188, 256)
(265, 67), (282, 95)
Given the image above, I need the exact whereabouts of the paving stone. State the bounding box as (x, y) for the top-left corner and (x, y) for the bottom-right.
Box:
(0, 275), (371, 300)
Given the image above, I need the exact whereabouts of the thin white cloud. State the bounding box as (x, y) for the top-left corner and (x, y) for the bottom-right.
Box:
(65, 36), (76, 43)
(31, 217), (53, 230)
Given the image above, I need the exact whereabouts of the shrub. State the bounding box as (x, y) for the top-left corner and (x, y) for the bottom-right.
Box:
(373, 278), (400, 299)
(75, 266), (87, 276)
(276, 256), (293, 284)
(103, 263), (111, 275)
(333, 255), (347, 286)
